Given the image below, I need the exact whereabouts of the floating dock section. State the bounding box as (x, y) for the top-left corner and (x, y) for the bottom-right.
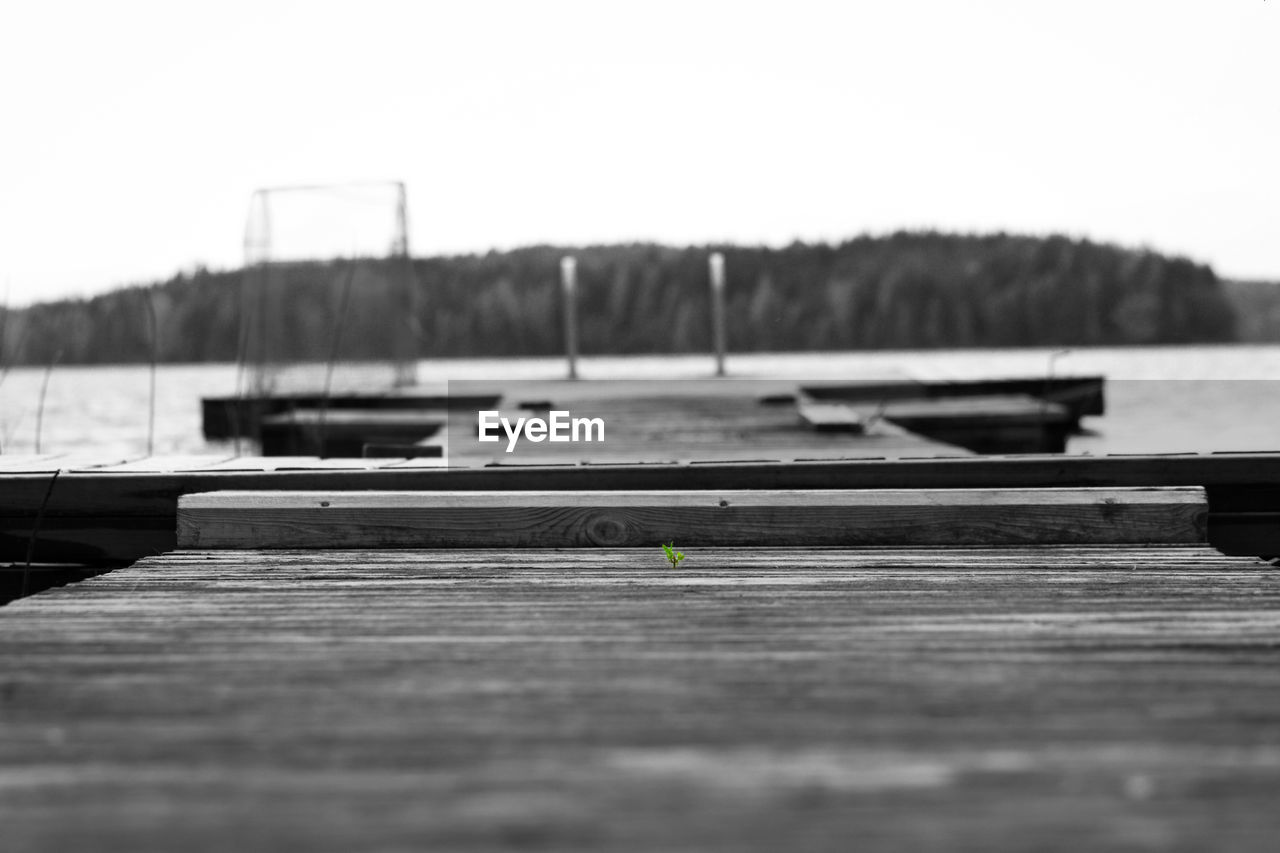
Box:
(201, 376), (1103, 457)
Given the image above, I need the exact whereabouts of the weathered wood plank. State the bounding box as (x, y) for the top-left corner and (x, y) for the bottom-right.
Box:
(88, 455), (239, 473)
(201, 392), (500, 440)
(11, 453), (1278, 516)
(131, 544), (1264, 571)
(1, 545), (1276, 852)
(3, 454), (1280, 562)
(875, 394), (1071, 421)
(176, 488), (1208, 549)
(796, 398), (865, 433)
(802, 375), (1106, 419)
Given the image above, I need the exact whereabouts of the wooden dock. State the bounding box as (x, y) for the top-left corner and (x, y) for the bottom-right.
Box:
(4, 543), (1279, 850)
(201, 375), (1100, 458)
(175, 487), (1208, 549)
(7, 368), (1279, 847)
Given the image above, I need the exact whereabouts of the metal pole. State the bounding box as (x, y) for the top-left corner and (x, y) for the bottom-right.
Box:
(253, 192), (272, 395)
(561, 256), (579, 379)
(709, 252), (727, 377)
(393, 181), (418, 387)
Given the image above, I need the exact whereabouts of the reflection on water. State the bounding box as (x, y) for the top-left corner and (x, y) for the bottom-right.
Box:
(1, 344), (1279, 457)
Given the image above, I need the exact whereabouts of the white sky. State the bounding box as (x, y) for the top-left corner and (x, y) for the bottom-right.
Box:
(1, 0), (1276, 305)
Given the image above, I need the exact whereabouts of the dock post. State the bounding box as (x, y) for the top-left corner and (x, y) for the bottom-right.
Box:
(709, 252), (727, 377)
(561, 255), (579, 380)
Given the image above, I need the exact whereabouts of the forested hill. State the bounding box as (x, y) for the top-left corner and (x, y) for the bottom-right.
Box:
(0, 232), (1241, 365)
(1219, 279), (1280, 343)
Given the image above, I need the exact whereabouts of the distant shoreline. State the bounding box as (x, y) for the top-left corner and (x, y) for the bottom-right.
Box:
(3, 232), (1268, 367)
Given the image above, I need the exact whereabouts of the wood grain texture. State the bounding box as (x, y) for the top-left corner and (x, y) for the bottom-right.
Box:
(3, 453), (1280, 562)
(1, 545), (1277, 851)
(176, 488), (1208, 549)
(6, 452), (1280, 516)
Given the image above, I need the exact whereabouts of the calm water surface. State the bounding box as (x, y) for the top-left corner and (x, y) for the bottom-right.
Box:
(2, 345), (1279, 457)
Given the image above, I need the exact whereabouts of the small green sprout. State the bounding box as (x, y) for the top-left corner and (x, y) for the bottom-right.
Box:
(661, 541), (685, 570)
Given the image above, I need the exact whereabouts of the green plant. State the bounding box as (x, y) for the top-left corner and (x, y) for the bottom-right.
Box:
(661, 541), (685, 570)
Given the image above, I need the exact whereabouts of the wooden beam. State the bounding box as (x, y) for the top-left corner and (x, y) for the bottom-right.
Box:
(796, 399), (865, 433)
(177, 487), (1207, 550)
(259, 408), (446, 456)
(201, 393), (501, 440)
(6, 454), (1280, 562)
(6, 455), (1280, 518)
(871, 395), (1075, 454)
(361, 443), (445, 459)
(802, 375), (1105, 419)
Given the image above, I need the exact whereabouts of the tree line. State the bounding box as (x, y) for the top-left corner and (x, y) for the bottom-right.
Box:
(1219, 279), (1280, 343)
(0, 231), (1242, 366)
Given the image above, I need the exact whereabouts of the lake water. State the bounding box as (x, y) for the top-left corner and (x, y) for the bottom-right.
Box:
(2, 344), (1279, 458)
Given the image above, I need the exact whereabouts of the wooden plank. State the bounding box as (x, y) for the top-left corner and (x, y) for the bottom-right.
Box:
(117, 544), (1265, 571)
(874, 394), (1071, 422)
(796, 398), (865, 433)
(361, 443), (445, 459)
(199, 457), (394, 471)
(201, 393), (501, 440)
(3, 454), (1280, 562)
(260, 409), (446, 456)
(0, 453), (139, 473)
(0, 454), (65, 472)
(2, 546), (1277, 851)
(89, 455), (238, 473)
(177, 487), (1207, 549)
(802, 375), (1106, 418)
(866, 395), (1075, 454)
(6, 453), (1272, 517)
(374, 430), (451, 464)
(261, 408), (448, 427)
